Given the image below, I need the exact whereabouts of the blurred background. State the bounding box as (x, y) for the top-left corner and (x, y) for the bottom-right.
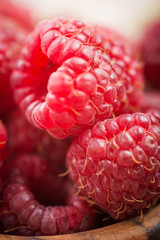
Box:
(14, 0), (160, 38)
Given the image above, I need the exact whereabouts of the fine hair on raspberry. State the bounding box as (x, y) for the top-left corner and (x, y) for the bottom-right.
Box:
(1, 154), (96, 235)
(67, 111), (160, 220)
(11, 17), (144, 139)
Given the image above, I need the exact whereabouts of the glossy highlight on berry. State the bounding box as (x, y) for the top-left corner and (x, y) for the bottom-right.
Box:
(67, 111), (160, 220)
(11, 17), (144, 139)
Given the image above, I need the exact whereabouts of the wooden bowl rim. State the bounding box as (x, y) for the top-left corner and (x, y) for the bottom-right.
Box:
(0, 204), (160, 240)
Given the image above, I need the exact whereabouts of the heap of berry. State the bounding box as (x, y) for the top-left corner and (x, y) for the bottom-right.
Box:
(67, 111), (160, 220)
(11, 17), (144, 139)
(0, 0), (33, 117)
(1, 154), (96, 235)
(141, 20), (160, 88)
(0, 2), (160, 236)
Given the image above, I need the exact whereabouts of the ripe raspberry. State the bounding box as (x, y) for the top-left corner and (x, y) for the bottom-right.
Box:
(140, 92), (160, 112)
(0, 203), (19, 232)
(0, 0), (34, 31)
(6, 110), (44, 155)
(1, 188), (95, 236)
(2, 154), (96, 235)
(39, 133), (71, 173)
(67, 111), (160, 220)
(6, 109), (71, 173)
(0, 121), (8, 192)
(0, 0), (33, 116)
(141, 20), (160, 88)
(0, 122), (7, 166)
(11, 17), (144, 139)
(6, 153), (71, 206)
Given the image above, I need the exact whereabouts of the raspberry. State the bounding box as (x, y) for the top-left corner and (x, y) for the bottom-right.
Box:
(140, 92), (160, 112)
(6, 109), (71, 173)
(0, 203), (19, 232)
(11, 17), (144, 139)
(1, 154), (96, 235)
(0, 121), (8, 192)
(0, 0), (33, 116)
(5, 151), (71, 206)
(141, 20), (160, 88)
(1, 191), (95, 236)
(39, 133), (71, 174)
(0, 202), (43, 236)
(6, 110), (44, 155)
(67, 111), (160, 220)
(0, 0), (34, 31)
(0, 122), (7, 165)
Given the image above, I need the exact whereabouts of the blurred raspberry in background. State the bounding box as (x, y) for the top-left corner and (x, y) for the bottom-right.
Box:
(0, 0), (34, 117)
(140, 20), (160, 89)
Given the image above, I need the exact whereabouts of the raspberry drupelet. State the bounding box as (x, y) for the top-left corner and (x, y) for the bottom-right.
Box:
(11, 17), (144, 139)
(1, 154), (96, 235)
(0, 0), (34, 117)
(66, 111), (160, 220)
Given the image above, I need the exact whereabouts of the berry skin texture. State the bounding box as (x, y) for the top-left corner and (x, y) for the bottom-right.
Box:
(11, 17), (144, 139)
(67, 111), (160, 220)
(0, 0), (33, 117)
(141, 20), (160, 88)
(1, 154), (96, 235)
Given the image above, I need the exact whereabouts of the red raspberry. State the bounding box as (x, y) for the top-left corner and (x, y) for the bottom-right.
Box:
(0, 203), (19, 232)
(0, 121), (8, 192)
(6, 109), (71, 173)
(140, 91), (160, 112)
(0, 0), (33, 116)
(0, 202), (44, 236)
(67, 111), (160, 220)
(39, 133), (71, 173)
(0, 0), (34, 31)
(1, 154), (96, 235)
(1, 192), (95, 236)
(5, 152), (71, 206)
(141, 20), (160, 88)
(0, 122), (7, 166)
(6, 110), (44, 155)
(11, 17), (144, 139)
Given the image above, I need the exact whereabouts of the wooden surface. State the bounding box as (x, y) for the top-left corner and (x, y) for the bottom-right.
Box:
(0, 204), (160, 240)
